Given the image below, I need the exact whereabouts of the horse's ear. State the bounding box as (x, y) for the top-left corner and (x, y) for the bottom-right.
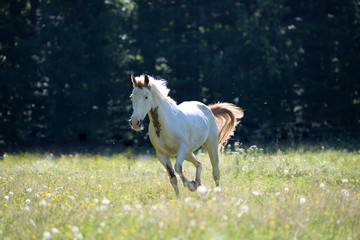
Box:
(131, 74), (136, 87)
(144, 74), (149, 86)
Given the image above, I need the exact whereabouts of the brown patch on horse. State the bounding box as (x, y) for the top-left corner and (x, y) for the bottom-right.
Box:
(131, 74), (151, 89)
(208, 102), (244, 150)
(149, 106), (161, 137)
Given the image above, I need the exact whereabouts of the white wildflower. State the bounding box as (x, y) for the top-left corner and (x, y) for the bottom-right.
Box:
(214, 187), (222, 193)
(35, 193), (40, 198)
(342, 179), (348, 183)
(97, 205), (107, 211)
(26, 188), (32, 193)
(123, 205), (132, 211)
(284, 187), (289, 192)
(51, 228), (59, 234)
(94, 198), (99, 203)
(102, 197), (110, 205)
(221, 215), (228, 221)
(319, 183), (325, 188)
(46, 193), (51, 198)
(252, 191), (262, 196)
(4, 196), (9, 200)
(25, 199), (31, 204)
(100, 222), (106, 227)
(341, 189), (350, 197)
(71, 226), (79, 233)
(239, 148), (245, 154)
(300, 197), (306, 204)
(240, 205), (249, 213)
(9, 192), (14, 195)
(275, 192), (281, 196)
(43, 231), (51, 239)
(158, 221), (164, 228)
(249, 145), (257, 151)
(75, 233), (83, 239)
(68, 195), (75, 201)
(284, 170), (289, 174)
(23, 206), (30, 211)
(197, 185), (208, 195)
(39, 199), (46, 206)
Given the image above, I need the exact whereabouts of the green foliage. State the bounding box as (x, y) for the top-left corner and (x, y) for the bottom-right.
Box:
(0, 147), (359, 239)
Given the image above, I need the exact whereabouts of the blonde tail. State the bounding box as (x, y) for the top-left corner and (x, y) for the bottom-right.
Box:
(208, 102), (244, 150)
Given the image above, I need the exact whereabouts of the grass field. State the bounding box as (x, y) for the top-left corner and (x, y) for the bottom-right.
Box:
(0, 145), (359, 240)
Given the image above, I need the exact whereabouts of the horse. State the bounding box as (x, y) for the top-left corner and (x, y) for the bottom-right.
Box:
(129, 74), (243, 197)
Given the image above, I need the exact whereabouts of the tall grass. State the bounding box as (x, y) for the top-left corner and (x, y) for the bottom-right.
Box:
(0, 145), (359, 239)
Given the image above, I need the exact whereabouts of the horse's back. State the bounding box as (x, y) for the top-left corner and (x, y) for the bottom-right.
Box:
(178, 101), (213, 120)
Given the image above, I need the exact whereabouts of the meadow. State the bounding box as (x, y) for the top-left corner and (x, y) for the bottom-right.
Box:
(0, 145), (359, 240)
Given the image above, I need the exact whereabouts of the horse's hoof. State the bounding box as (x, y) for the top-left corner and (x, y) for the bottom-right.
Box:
(187, 181), (197, 192)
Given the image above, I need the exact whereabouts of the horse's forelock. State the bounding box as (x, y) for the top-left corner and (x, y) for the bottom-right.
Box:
(133, 75), (151, 89)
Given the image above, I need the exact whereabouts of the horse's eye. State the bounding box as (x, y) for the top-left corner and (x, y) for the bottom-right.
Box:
(145, 96), (148, 100)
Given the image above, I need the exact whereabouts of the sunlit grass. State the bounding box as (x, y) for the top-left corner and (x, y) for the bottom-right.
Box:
(0, 146), (359, 239)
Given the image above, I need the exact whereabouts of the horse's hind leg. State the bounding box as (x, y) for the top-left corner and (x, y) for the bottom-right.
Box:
(185, 153), (202, 188)
(157, 152), (180, 198)
(204, 138), (220, 187)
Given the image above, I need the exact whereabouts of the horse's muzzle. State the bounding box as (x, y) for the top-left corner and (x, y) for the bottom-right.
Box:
(129, 117), (143, 131)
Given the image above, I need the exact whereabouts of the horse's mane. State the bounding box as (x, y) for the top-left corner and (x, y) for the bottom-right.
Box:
(136, 75), (177, 105)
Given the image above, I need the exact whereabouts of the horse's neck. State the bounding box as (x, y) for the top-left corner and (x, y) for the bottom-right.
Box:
(148, 96), (178, 133)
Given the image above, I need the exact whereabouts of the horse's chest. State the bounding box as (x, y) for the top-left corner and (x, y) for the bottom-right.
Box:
(148, 109), (179, 155)
(149, 125), (179, 154)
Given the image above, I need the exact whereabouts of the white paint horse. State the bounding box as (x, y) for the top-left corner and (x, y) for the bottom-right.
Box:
(129, 74), (243, 197)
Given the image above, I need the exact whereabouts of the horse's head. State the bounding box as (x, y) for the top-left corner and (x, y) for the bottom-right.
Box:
(129, 74), (153, 131)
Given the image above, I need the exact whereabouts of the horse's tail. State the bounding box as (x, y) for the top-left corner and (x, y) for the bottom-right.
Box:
(208, 102), (244, 150)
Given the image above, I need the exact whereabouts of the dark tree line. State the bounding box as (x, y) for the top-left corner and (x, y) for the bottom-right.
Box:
(1, 0), (359, 148)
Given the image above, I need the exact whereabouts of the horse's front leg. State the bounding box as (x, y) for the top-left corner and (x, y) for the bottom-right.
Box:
(174, 144), (195, 192)
(157, 152), (180, 198)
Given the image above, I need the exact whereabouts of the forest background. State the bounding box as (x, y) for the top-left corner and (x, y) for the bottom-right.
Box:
(1, 0), (359, 151)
